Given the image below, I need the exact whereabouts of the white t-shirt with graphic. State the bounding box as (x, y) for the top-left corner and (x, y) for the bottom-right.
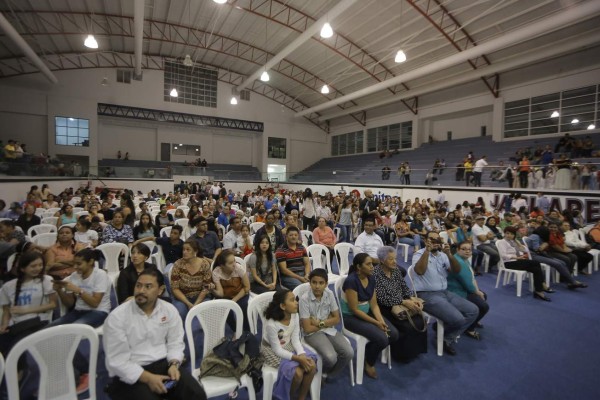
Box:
(0, 275), (55, 324)
(65, 268), (112, 313)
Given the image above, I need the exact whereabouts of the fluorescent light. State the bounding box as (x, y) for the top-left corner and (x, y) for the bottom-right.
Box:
(588, 124), (596, 130)
(174, 146), (178, 149)
(170, 88), (178, 97)
(230, 96), (238, 105)
(183, 54), (193, 66)
(179, 144), (183, 146)
(321, 84), (330, 94)
(320, 23), (333, 38)
(260, 70), (270, 82)
(394, 50), (407, 63)
(84, 34), (98, 49)
(571, 118), (579, 124)
(550, 111), (559, 118)
(213, 0), (227, 4)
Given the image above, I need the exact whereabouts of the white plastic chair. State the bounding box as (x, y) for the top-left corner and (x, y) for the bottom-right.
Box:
(406, 266), (445, 356)
(174, 218), (189, 228)
(35, 208), (45, 217)
(27, 224), (57, 239)
(301, 230), (313, 247)
(334, 243), (355, 276)
(177, 205), (190, 214)
(59, 223), (76, 230)
(185, 300), (256, 400)
(495, 258), (534, 297)
(249, 222), (265, 235)
(306, 244), (340, 284)
(159, 226), (172, 237)
(292, 283), (354, 385)
(577, 228), (597, 272)
(42, 210), (58, 219)
(31, 232), (57, 247)
(96, 243), (130, 282)
(5, 324), (98, 400)
(217, 224), (227, 240)
(75, 211), (89, 218)
(333, 227), (341, 242)
(41, 217), (58, 226)
(394, 239), (410, 263)
(247, 293), (323, 398)
(334, 276), (391, 384)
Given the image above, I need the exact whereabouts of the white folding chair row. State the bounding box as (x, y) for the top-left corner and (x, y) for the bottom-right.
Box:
(59, 223), (76, 230)
(75, 210), (89, 218)
(27, 223), (57, 239)
(334, 276), (391, 383)
(406, 266), (445, 357)
(247, 293), (323, 399)
(42, 210), (59, 219)
(35, 207), (46, 217)
(185, 300), (257, 400)
(96, 243), (130, 281)
(72, 207), (84, 214)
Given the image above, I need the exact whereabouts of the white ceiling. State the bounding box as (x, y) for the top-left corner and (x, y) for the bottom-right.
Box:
(1, 0), (599, 129)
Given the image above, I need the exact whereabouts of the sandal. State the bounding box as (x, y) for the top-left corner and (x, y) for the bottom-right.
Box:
(465, 330), (481, 340)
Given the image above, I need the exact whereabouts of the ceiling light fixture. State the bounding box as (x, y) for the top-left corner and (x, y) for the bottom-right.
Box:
(183, 54), (193, 66)
(170, 88), (178, 97)
(320, 22), (333, 38)
(230, 96), (238, 105)
(394, 50), (407, 63)
(588, 124), (595, 130)
(550, 111), (559, 118)
(213, 0), (227, 4)
(321, 84), (330, 94)
(84, 34), (98, 49)
(571, 118), (579, 124)
(260, 70), (270, 82)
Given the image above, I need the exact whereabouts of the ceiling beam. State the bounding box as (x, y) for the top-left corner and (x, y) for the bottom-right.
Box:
(317, 31), (600, 121)
(235, 0), (358, 92)
(296, 1), (600, 118)
(0, 12), (57, 83)
(133, 0), (144, 78)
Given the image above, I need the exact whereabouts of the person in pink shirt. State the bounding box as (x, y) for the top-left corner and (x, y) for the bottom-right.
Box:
(312, 217), (337, 264)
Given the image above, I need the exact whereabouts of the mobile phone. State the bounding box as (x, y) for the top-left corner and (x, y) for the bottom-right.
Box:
(164, 380), (177, 390)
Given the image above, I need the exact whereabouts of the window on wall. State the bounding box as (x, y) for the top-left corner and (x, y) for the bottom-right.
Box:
(366, 121), (412, 153)
(504, 84), (599, 138)
(164, 61), (218, 107)
(55, 117), (89, 147)
(268, 137), (286, 159)
(172, 143), (200, 156)
(331, 131), (364, 156)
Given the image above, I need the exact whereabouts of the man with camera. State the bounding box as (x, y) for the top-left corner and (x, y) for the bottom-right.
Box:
(411, 232), (479, 355)
(104, 268), (205, 399)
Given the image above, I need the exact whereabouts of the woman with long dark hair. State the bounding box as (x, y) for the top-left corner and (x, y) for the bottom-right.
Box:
(341, 253), (398, 379)
(56, 204), (77, 228)
(133, 212), (159, 240)
(247, 235), (278, 294)
(116, 243), (156, 303)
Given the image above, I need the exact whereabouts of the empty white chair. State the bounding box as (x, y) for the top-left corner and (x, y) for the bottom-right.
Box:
(247, 293), (323, 399)
(41, 216), (58, 226)
(96, 243), (130, 282)
(5, 324), (98, 400)
(31, 232), (57, 247)
(333, 276), (391, 384)
(249, 222), (264, 235)
(306, 244), (340, 284)
(301, 230), (313, 247)
(334, 243), (356, 276)
(27, 224), (57, 239)
(185, 300), (256, 400)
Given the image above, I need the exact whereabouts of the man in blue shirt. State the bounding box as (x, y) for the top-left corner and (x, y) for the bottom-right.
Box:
(190, 216), (221, 260)
(411, 231), (478, 355)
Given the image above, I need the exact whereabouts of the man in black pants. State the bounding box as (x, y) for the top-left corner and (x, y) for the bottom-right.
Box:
(104, 269), (206, 400)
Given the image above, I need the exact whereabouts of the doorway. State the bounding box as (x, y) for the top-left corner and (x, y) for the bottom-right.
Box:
(267, 164), (286, 182)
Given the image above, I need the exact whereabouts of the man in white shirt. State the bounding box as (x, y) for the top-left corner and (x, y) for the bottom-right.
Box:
(354, 218), (384, 264)
(471, 215), (500, 273)
(222, 216), (243, 253)
(104, 269), (205, 400)
(473, 156), (488, 187)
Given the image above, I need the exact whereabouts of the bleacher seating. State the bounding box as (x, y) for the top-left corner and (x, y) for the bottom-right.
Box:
(290, 133), (600, 187)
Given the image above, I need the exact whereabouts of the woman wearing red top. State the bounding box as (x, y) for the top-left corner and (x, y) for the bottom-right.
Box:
(547, 222), (592, 275)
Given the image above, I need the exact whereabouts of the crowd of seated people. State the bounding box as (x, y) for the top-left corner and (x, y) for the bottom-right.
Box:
(0, 180), (599, 398)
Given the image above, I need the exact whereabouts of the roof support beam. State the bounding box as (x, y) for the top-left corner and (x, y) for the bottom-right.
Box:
(317, 31), (600, 121)
(235, 0), (358, 91)
(296, 1), (600, 118)
(0, 12), (57, 84)
(133, 0), (144, 78)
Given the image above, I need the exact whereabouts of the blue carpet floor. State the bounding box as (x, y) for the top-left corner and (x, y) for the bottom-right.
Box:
(17, 250), (600, 400)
